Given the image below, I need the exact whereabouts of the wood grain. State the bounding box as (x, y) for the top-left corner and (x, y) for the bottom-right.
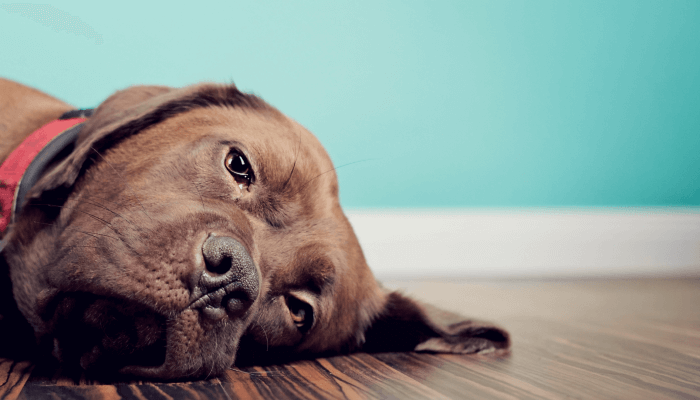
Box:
(2, 278), (699, 399)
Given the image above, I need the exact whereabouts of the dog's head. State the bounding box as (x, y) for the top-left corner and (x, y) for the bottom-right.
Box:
(1, 84), (508, 379)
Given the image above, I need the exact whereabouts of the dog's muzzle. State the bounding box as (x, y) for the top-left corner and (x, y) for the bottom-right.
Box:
(190, 235), (259, 320)
(115, 235), (260, 378)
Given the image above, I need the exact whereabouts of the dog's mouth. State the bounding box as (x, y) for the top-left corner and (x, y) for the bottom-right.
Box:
(188, 280), (252, 320)
(118, 311), (245, 380)
(46, 293), (169, 376)
(119, 284), (253, 379)
(119, 333), (168, 369)
(43, 232), (260, 380)
(87, 317), (168, 373)
(47, 292), (246, 380)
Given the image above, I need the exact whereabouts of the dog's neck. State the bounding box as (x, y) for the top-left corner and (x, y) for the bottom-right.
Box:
(0, 110), (92, 238)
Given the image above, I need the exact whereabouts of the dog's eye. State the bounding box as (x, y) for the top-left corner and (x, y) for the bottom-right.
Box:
(286, 295), (314, 332)
(225, 151), (253, 184)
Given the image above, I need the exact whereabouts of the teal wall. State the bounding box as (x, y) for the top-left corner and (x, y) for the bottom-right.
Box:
(2, 1), (698, 208)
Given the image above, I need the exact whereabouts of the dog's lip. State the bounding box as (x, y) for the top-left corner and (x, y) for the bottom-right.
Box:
(120, 363), (165, 379)
(188, 280), (245, 309)
(118, 329), (177, 379)
(118, 307), (240, 380)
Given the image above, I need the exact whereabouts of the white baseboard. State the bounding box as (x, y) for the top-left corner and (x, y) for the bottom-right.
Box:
(345, 208), (700, 279)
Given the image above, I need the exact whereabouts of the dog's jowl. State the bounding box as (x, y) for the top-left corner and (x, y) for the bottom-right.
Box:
(0, 79), (509, 380)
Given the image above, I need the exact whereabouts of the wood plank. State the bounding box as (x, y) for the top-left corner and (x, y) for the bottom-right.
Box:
(0, 278), (698, 399)
(373, 353), (524, 400)
(224, 361), (362, 399)
(0, 359), (32, 400)
(19, 378), (240, 400)
(316, 353), (451, 399)
(221, 355), (451, 399)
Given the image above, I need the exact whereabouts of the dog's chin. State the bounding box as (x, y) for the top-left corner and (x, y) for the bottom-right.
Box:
(118, 308), (243, 380)
(45, 294), (243, 380)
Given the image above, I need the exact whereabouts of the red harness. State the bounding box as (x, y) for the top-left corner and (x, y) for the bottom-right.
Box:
(0, 118), (86, 234)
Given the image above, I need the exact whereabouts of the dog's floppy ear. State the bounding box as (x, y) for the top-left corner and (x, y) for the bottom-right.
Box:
(1, 85), (192, 236)
(360, 291), (509, 355)
(26, 82), (263, 204)
(26, 84), (178, 198)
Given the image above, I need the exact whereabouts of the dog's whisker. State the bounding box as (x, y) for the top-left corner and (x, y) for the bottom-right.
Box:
(294, 158), (376, 197)
(75, 198), (143, 231)
(77, 191), (153, 237)
(32, 203), (145, 256)
(252, 297), (276, 353)
(212, 335), (221, 379)
(89, 146), (153, 222)
(33, 203), (136, 245)
(193, 182), (206, 211)
(85, 194), (127, 208)
(190, 161), (207, 212)
(80, 187), (131, 208)
(63, 245), (113, 251)
(31, 221), (120, 241)
(205, 335), (219, 380)
(34, 203), (117, 228)
(283, 128), (302, 191)
(79, 191), (147, 222)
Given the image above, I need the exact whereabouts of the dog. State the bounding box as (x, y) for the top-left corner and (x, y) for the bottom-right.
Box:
(0, 78), (509, 380)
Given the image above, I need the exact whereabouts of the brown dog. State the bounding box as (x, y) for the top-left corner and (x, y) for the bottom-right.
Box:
(0, 78), (509, 380)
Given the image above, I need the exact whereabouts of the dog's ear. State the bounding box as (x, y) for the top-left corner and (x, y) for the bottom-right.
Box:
(17, 83), (257, 214)
(2, 84), (192, 234)
(360, 291), (509, 355)
(26, 84), (177, 198)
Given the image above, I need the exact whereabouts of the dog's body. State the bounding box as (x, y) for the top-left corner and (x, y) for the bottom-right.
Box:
(0, 79), (508, 380)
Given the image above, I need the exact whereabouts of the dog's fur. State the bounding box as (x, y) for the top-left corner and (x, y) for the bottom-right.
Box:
(0, 79), (509, 380)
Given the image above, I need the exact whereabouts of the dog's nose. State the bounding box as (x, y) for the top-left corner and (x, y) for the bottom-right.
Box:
(198, 235), (259, 320)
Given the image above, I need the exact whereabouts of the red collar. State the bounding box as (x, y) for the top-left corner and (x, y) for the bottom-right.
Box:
(0, 118), (86, 234)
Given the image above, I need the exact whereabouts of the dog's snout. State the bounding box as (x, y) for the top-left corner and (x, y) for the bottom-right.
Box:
(203, 236), (237, 276)
(197, 235), (259, 320)
(202, 236), (253, 281)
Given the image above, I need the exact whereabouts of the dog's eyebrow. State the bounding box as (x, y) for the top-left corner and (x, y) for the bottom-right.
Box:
(295, 270), (335, 295)
(289, 251), (336, 294)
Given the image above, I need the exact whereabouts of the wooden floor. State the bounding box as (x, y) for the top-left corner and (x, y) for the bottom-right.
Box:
(1, 278), (699, 399)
